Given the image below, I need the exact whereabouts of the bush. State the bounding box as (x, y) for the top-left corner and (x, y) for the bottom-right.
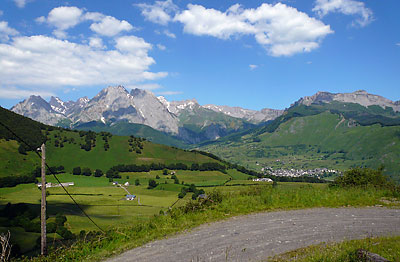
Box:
(82, 168), (92, 176)
(94, 169), (103, 177)
(73, 167), (81, 175)
(135, 179), (140, 186)
(148, 179), (157, 189)
(332, 167), (395, 189)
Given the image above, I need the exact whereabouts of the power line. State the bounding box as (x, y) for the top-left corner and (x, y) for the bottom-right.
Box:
(0, 121), (105, 233)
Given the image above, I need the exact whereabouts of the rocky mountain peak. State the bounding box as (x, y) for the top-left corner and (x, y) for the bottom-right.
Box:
(130, 88), (151, 98)
(296, 90), (400, 111)
(11, 95), (66, 125)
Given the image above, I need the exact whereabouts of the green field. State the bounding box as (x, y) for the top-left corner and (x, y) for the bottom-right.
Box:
(18, 181), (400, 262)
(201, 112), (400, 181)
(0, 168), (241, 255)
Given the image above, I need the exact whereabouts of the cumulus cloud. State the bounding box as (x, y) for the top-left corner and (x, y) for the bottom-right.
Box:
(47, 6), (83, 31)
(90, 16), (133, 37)
(0, 35), (166, 87)
(174, 3), (333, 56)
(137, 0), (178, 25)
(313, 0), (373, 27)
(89, 37), (105, 49)
(0, 86), (55, 99)
(41, 6), (133, 38)
(0, 21), (19, 42)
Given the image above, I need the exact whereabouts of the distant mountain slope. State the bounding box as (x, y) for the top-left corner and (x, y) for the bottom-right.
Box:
(200, 91), (400, 181)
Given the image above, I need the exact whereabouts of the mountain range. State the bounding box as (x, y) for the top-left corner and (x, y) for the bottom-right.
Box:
(9, 87), (400, 180)
(11, 86), (283, 145)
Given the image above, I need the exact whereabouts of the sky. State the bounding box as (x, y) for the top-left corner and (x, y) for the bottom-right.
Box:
(0, 0), (399, 110)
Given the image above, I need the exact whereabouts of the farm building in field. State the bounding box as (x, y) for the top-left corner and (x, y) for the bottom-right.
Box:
(125, 195), (136, 201)
(252, 178), (273, 182)
(37, 182), (74, 188)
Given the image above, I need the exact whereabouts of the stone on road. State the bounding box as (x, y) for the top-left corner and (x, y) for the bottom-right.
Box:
(106, 208), (400, 262)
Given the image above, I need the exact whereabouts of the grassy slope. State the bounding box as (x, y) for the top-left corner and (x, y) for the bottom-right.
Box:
(202, 112), (400, 180)
(0, 139), (38, 177)
(0, 128), (220, 177)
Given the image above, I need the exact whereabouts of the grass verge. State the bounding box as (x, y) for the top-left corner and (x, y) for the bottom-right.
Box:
(268, 235), (400, 262)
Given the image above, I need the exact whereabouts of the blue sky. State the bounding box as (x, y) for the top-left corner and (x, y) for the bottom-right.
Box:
(0, 0), (399, 110)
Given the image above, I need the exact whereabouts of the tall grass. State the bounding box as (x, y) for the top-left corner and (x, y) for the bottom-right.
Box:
(22, 184), (399, 262)
(269, 236), (400, 262)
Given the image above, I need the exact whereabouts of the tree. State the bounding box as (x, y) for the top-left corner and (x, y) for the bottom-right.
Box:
(163, 169), (169, 176)
(94, 169), (103, 177)
(135, 179), (140, 186)
(82, 168), (92, 176)
(156, 175), (160, 179)
(148, 179), (157, 189)
(72, 167), (81, 175)
(178, 192), (185, 198)
(18, 144), (27, 155)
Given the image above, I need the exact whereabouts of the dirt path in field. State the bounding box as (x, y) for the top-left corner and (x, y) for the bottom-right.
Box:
(105, 207), (400, 262)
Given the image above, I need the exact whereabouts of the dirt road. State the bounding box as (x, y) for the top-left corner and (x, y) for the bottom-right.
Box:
(106, 207), (400, 262)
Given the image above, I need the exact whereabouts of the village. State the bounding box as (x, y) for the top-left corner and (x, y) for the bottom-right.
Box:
(261, 167), (339, 178)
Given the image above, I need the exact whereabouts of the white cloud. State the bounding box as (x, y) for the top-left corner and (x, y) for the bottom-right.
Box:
(89, 37), (105, 49)
(52, 29), (68, 39)
(157, 90), (182, 95)
(83, 12), (104, 22)
(396, 43), (400, 47)
(313, 0), (373, 27)
(0, 35), (166, 88)
(35, 16), (46, 24)
(175, 4), (255, 39)
(13, 0), (31, 8)
(163, 29), (176, 38)
(90, 16), (133, 37)
(0, 10), (3, 16)
(174, 3), (333, 56)
(0, 21), (19, 42)
(115, 35), (152, 56)
(137, 0), (178, 26)
(155, 29), (176, 38)
(47, 6), (83, 31)
(0, 87), (54, 99)
(42, 6), (133, 38)
(157, 44), (166, 50)
(249, 64), (258, 70)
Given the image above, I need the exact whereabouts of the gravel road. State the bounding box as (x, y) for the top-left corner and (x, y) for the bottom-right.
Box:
(106, 208), (400, 262)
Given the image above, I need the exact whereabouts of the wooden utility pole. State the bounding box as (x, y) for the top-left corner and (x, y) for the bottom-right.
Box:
(40, 143), (47, 256)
